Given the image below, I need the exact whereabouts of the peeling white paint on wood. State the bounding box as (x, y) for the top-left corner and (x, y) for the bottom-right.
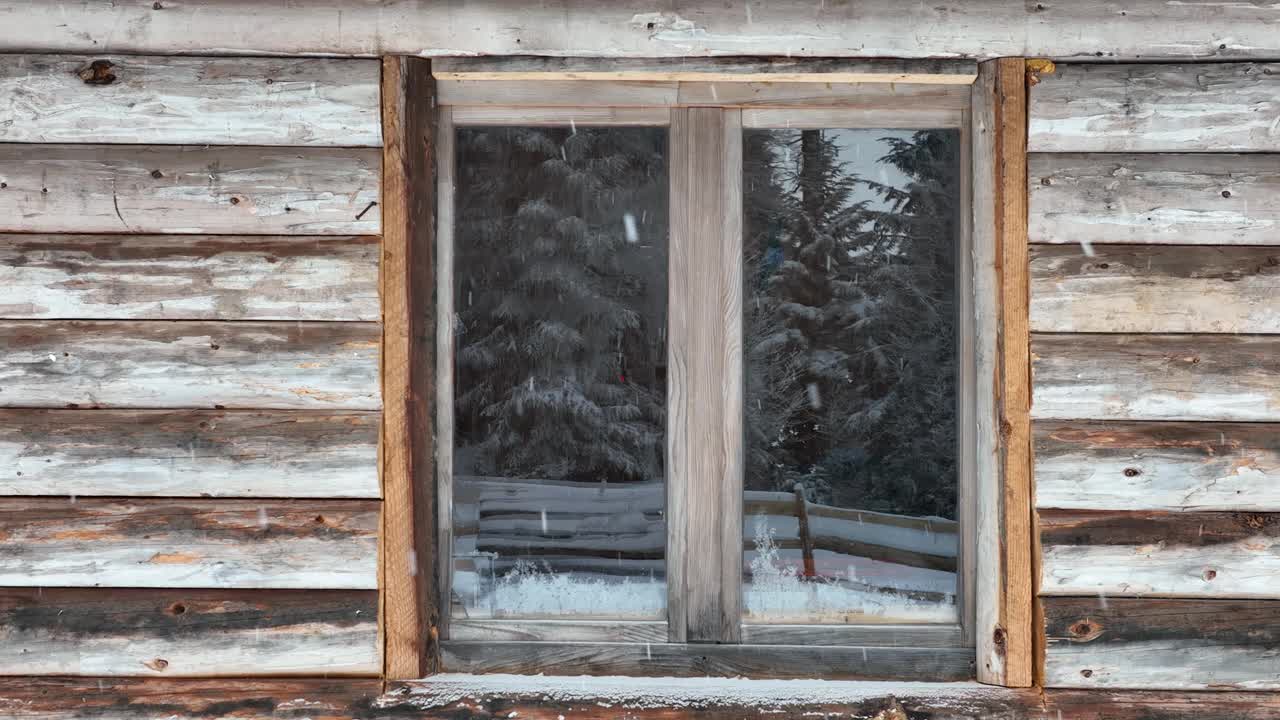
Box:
(0, 500), (379, 589)
(1030, 63), (1280, 152)
(1031, 334), (1280, 422)
(1029, 154), (1280, 246)
(0, 234), (380, 321)
(1030, 245), (1280, 334)
(0, 410), (380, 498)
(2, 2), (1278, 60)
(1045, 639), (1280, 690)
(1041, 538), (1280, 599)
(0, 145), (381, 235)
(0, 55), (381, 146)
(0, 321), (381, 410)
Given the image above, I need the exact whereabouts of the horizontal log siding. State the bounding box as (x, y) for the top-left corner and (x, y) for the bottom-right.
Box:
(0, 321), (381, 410)
(0, 144), (381, 235)
(0, 498), (379, 589)
(1043, 597), (1280, 690)
(1030, 245), (1280, 334)
(0, 409), (379, 498)
(0, 55), (381, 146)
(1034, 421), (1280, 512)
(0, 588), (380, 676)
(1030, 62), (1280, 691)
(1028, 154), (1280, 247)
(0, 53), (383, 679)
(0, 235), (379, 321)
(1029, 63), (1280, 153)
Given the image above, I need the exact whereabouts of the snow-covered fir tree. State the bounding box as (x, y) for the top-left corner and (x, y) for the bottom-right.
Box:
(453, 126), (667, 485)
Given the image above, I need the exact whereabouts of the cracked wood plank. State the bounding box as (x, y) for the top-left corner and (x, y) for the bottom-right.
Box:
(0, 588), (379, 676)
(0, 320), (381, 410)
(1034, 420), (1280, 512)
(1028, 154), (1280, 246)
(1030, 63), (1280, 152)
(1040, 509), (1280, 598)
(0, 55), (380, 146)
(0, 234), (379, 321)
(0, 409), (379, 498)
(1044, 596), (1280, 690)
(1031, 334), (1280, 421)
(1030, 244), (1280, 333)
(0, 145), (380, 235)
(0, 498), (379, 589)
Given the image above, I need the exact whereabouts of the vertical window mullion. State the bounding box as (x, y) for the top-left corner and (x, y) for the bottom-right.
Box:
(668, 107), (744, 644)
(435, 106), (456, 641)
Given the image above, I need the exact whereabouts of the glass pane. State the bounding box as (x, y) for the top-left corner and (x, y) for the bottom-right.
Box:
(451, 125), (668, 620)
(742, 128), (961, 624)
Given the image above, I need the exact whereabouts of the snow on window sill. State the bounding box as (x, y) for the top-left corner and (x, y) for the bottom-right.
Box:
(380, 673), (1021, 712)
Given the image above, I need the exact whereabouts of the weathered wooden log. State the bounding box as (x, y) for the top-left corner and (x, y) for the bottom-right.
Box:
(0, 678), (382, 719)
(1044, 596), (1280, 690)
(1034, 420), (1280, 511)
(0, 498), (379, 589)
(0, 55), (380, 146)
(1030, 244), (1280, 333)
(1030, 63), (1280, 152)
(4, 2), (1280, 60)
(1040, 509), (1280, 597)
(0, 409), (379, 498)
(0, 234), (379, 321)
(0, 320), (381, 410)
(1028, 154), (1280, 246)
(0, 144), (380, 235)
(0, 588), (379, 676)
(1031, 334), (1280, 421)
(440, 641), (975, 681)
(1042, 689), (1280, 719)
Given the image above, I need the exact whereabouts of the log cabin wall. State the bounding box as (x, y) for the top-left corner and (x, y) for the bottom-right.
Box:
(0, 55), (385, 677)
(1028, 62), (1280, 691)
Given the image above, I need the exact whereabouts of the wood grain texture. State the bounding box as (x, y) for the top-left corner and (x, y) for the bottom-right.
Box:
(992, 57), (1034, 689)
(433, 57), (978, 83)
(1028, 153), (1280, 246)
(441, 642), (974, 681)
(0, 588), (379, 676)
(434, 108), (456, 643)
(450, 106), (670, 127)
(1029, 63), (1280, 152)
(1035, 421), (1280, 512)
(380, 55), (437, 680)
(0, 55), (380, 146)
(437, 79), (678, 106)
(1040, 509), (1280, 598)
(667, 107), (743, 643)
(0, 678), (382, 719)
(1044, 597), (1280, 689)
(6, 1), (1280, 60)
(741, 624), (963, 648)
(0, 409), (379, 498)
(449, 619), (667, 643)
(0, 498), (378, 589)
(0, 144), (380, 235)
(1042, 689), (1280, 719)
(0, 320), (380, 410)
(676, 82), (971, 108)
(1031, 333), (1280, 421)
(1030, 244), (1280, 333)
(0, 234), (379, 321)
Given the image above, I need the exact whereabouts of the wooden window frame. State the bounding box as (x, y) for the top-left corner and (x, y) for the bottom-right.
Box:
(381, 57), (1033, 687)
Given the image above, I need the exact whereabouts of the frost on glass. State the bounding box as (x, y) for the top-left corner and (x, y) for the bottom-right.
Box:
(742, 128), (961, 624)
(451, 126), (668, 619)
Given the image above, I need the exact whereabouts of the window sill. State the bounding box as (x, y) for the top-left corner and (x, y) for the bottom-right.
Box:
(379, 674), (1032, 718)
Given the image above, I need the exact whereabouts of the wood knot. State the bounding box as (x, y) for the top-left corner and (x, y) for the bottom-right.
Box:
(992, 626), (1007, 651)
(1068, 619), (1103, 642)
(1123, 467), (1141, 477)
(1203, 568), (1218, 581)
(169, 602), (186, 615)
(78, 59), (117, 86)
(143, 657), (169, 672)
(1080, 668), (1093, 678)
(1234, 513), (1275, 531)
